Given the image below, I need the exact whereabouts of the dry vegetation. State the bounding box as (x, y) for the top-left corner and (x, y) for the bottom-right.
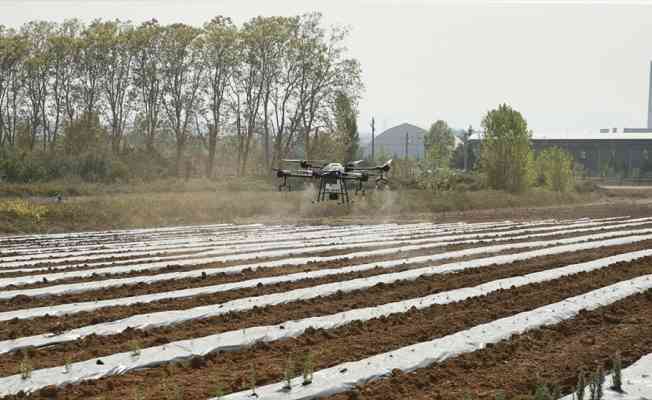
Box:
(0, 178), (603, 234)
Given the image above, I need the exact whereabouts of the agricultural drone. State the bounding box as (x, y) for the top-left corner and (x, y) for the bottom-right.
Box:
(273, 159), (392, 204)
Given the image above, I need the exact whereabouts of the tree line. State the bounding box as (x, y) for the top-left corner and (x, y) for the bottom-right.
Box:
(0, 14), (362, 182)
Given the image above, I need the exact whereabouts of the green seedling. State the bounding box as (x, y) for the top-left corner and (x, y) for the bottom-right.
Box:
(129, 340), (142, 357)
(302, 352), (314, 386)
(19, 358), (32, 380)
(611, 353), (623, 393)
(576, 370), (587, 400)
(284, 354), (294, 391)
(250, 363), (257, 396)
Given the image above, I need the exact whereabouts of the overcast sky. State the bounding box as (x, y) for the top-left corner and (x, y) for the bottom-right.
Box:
(2, 0), (652, 136)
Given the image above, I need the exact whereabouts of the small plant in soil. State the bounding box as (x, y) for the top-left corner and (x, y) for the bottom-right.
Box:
(588, 367), (605, 400)
(550, 383), (562, 399)
(533, 384), (554, 400)
(249, 363), (257, 396)
(211, 378), (225, 399)
(63, 356), (72, 374)
(129, 340), (142, 357)
(610, 353), (623, 393)
(283, 354), (294, 391)
(575, 370), (587, 400)
(19, 357), (32, 380)
(302, 351), (314, 386)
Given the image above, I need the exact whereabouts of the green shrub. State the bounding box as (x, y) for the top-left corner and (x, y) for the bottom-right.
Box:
(480, 104), (535, 193)
(536, 147), (575, 192)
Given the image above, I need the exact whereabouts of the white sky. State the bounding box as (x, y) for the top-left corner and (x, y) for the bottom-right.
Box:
(2, 0), (652, 136)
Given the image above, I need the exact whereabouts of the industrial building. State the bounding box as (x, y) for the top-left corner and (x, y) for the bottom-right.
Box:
(468, 62), (652, 179)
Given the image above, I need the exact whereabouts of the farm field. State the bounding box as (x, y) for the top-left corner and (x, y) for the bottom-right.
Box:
(0, 217), (651, 399)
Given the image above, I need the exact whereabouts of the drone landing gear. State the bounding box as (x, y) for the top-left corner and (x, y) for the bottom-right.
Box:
(375, 174), (389, 190)
(314, 176), (351, 205)
(354, 181), (366, 196)
(278, 176), (292, 192)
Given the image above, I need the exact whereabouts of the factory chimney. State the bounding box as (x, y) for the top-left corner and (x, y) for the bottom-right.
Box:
(648, 61), (652, 129)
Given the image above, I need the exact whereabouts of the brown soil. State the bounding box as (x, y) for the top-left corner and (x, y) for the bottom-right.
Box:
(7, 253), (652, 400)
(2, 249), (652, 399)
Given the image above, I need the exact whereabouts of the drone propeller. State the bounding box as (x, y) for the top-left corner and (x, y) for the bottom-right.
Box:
(347, 159), (393, 172)
(282, 159), (329, 169)
(380, 159), (393, 172)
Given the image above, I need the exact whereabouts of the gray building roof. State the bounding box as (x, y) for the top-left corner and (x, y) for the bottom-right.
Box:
(363, 123), (427, 159)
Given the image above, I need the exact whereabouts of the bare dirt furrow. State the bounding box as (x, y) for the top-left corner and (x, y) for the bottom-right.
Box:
(3, 253), (652, 400)
(3, 240), (651, 343)
(1, 246), (652, 392)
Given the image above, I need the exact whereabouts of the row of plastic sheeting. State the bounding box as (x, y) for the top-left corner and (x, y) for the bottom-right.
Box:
(4, 225), (652, 301)
(0, 223), (405, 264)
(217, 274), (652, 400)
(0, 222), (466, 269)
(1, 218), (561, 267)
(1, 250), (651, 397)
(2, 232), (652, 359)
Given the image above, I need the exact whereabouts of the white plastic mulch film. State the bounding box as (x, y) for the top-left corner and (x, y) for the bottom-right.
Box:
(0, 253), (651, 394)
(0, 217), (651, 399)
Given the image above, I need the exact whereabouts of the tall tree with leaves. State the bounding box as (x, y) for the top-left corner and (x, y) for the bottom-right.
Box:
(132, 19), (163, 153)
(79, 20), (105, 117)
(334, 91), (359, 162)
(233, 17), (272, 175)
(21, 21), (54, 150)
(160, 23), (205, 176)
(424, 120), (455, 169)
(201, 16), (239, 178)
(480, 103), (534, 192)
(48, 19), (82, 138)
(97, 20), (135, 153)
(0, 28), (27, 147)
